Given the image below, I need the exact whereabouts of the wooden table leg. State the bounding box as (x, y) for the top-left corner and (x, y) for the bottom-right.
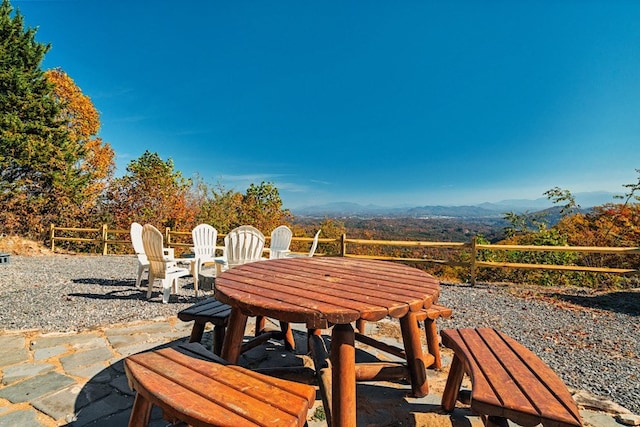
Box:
(400, 311), (429, 397)
(128, 392), (152, 427)
(331, 323), (356, 427)
(220, 307), (248, 363)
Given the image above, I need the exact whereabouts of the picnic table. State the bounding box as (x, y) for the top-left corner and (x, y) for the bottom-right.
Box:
(214, 257), (441, 427)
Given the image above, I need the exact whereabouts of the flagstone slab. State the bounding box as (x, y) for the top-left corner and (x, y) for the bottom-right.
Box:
(0, 336), (28, 367)
(59, 347), (113, 371)
(0, 408), (43, 427)
(31, 382), (112, 422)
(0, 371), (75, 403)
(1, 362), (55, 385)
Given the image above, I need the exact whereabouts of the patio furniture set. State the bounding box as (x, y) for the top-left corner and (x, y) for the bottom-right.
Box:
(125, 223), (583, 427)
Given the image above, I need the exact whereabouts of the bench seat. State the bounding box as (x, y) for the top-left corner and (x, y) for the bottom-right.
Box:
(177, 297), (231, 355)
(441, 328), (582, 427)
(124, 346), (316, 427)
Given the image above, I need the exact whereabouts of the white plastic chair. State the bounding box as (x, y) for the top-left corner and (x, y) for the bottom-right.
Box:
(142, 224), (191, 303)
(130, 222), (149, 287)
(286, 229), (321, 258)
(269, 225), (293, 259)
(215, 225), (265, 275)
(191, 224), (220, 296)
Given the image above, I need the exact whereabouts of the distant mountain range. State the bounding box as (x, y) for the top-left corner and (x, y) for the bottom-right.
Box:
(291, 191), (618, 218)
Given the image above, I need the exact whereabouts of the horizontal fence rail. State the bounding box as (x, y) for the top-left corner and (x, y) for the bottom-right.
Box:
(49, 224), (639, 285)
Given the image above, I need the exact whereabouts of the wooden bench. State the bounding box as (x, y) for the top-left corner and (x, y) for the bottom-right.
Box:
(177, 298), (231, 355)
(441, 328), (583, 427)
(178, 297), (296, 355)
(124, 345), (316, 427)
(355, 303), (452, 369)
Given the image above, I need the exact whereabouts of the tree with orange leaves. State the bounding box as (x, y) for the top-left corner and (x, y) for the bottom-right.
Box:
(45, 68), (115, 212)
(103, 151), (196, 231)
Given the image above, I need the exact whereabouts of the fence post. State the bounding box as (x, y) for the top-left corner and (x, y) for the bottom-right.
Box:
(470, 236), (477, 286)
(50, 224), (55, 252)
(101, 224), (108, 255)
(341, 233), (346, 257)
(165, 227), (171, 247)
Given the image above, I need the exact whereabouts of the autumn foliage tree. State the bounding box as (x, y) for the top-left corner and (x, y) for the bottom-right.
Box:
(45, 68), (114, 207)
(103, 151), (196, 230)
(239, 182), (292, 234)
(44, 68), (115, 220)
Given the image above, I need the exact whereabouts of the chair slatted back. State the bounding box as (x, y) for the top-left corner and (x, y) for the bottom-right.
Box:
(142, 224), (167, 279)
(224, 225), (265, 268)
(192, 224), (218, 258)
(269, 225), (293, 259)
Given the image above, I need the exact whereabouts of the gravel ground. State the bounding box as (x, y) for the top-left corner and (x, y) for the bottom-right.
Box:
(1, 254), (638, 415)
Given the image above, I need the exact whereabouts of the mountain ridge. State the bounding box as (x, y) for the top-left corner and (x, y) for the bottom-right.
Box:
(291, 191), (617, 218)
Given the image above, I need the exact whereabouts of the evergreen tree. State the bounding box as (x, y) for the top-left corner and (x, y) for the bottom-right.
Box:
(0, 0), (83, 237)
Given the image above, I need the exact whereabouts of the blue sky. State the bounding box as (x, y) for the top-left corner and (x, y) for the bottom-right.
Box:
(14, 0), (640, 209)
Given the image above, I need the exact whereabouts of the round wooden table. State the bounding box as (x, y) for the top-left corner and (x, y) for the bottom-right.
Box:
(215, 257), (440, 427)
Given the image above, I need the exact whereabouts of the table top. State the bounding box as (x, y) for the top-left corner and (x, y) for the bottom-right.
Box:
(215, 257), (440, 329)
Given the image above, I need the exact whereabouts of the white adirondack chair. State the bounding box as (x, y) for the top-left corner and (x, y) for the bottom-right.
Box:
(130, 222), (149, 287)
(286, 229), (321, 258)
(191, 223), (220, 296)
(269, 225), (293, 259)
(142, 224), (191, 303)
(215, 225), (265, 275)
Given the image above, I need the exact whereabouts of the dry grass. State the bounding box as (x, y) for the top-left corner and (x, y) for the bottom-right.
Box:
(0, 235), (54, 256)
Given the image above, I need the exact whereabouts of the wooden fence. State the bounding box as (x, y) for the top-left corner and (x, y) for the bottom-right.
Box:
(49, 224), (640, 285)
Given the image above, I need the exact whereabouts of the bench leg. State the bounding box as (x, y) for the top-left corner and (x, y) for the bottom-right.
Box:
(128, 392), (152, 427)
(188, 321), (206, 344)
(400, 312), (429, 397)
(424, 318), (441, 369)
(441, 354), (465, 412)
(255, 315), (267, 335)
(280, 321), (295, 351)
(212, 324), (226, 356)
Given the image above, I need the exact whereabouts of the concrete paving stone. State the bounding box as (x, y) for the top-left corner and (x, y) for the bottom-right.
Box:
(69, 392), (132, 426)
(110, 342), (170, 358)
(104, 322), (173, 337)
(0, 408), (44, 427)
(86, 367), (114, 384)
(1, 362), (55, 385)
(79, 405), (163, 427)
(60, 347), (114, 371)
(109, 374), (135, 397)
(105, 333), (150, 349)
(0, 371), (75, 403)
(0, 336), (29, 367)
(74, 408), (130, 427)
(33, 345), (67, 361)
(31, 382), (112, 422)
(581, 409), (619, 427)
(109, 360), (125, 374)
(29, 332), (102, 350)
(145, 330), (190, 343)
(70, 337), (110, 351)
(65, 362), (110, 380)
